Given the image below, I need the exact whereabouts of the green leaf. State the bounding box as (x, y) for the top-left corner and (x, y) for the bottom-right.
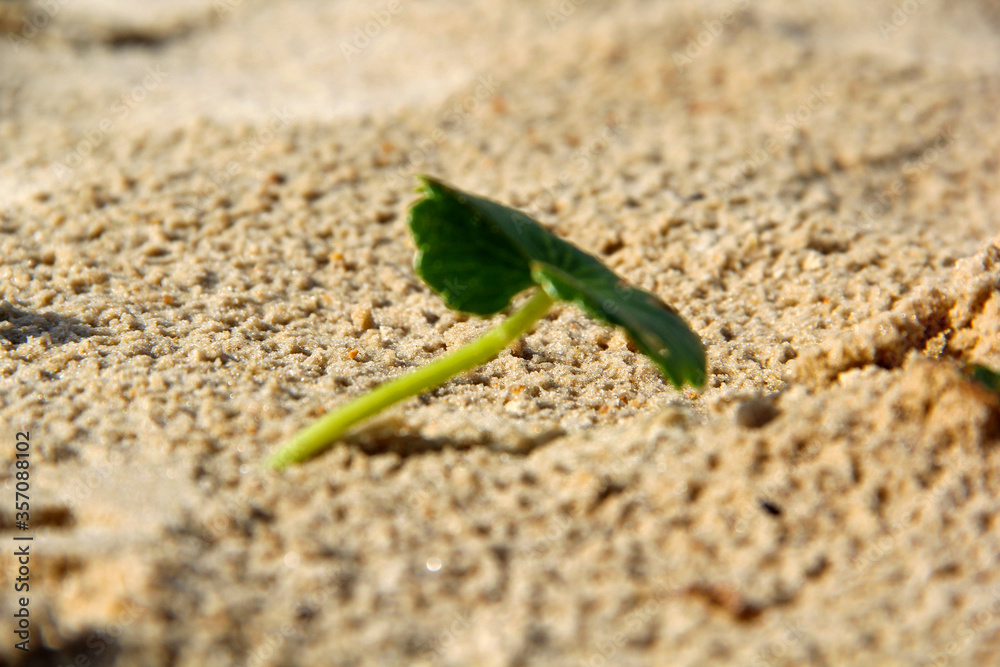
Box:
(407, 176), (707, 389)
(408, 177), (535, 315)
(968, 364), (1000, 394)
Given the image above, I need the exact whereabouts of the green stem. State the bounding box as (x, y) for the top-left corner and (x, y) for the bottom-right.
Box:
(267, 288), (554, 470)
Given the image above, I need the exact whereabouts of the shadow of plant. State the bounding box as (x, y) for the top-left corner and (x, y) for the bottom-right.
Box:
(341, 415), (565, 457)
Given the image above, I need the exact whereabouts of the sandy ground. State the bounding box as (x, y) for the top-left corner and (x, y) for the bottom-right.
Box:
(2, 0), (1000, 665)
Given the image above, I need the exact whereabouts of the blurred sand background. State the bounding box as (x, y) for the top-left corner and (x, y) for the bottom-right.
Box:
(1, 0), (1000, 665)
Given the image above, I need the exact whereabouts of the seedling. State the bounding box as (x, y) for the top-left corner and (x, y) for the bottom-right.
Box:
(267, 176), (707, 469)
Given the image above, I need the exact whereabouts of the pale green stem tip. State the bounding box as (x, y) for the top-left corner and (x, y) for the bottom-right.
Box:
(267, 289), (554, 470)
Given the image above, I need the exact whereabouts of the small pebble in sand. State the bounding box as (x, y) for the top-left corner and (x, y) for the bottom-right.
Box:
(352, 302), (375, 331)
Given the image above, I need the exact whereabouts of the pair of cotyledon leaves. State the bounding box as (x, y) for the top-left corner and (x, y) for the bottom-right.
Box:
(408, 176), (707, 389)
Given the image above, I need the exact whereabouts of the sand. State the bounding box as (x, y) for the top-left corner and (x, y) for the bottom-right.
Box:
(1, 0), (1000, 665)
